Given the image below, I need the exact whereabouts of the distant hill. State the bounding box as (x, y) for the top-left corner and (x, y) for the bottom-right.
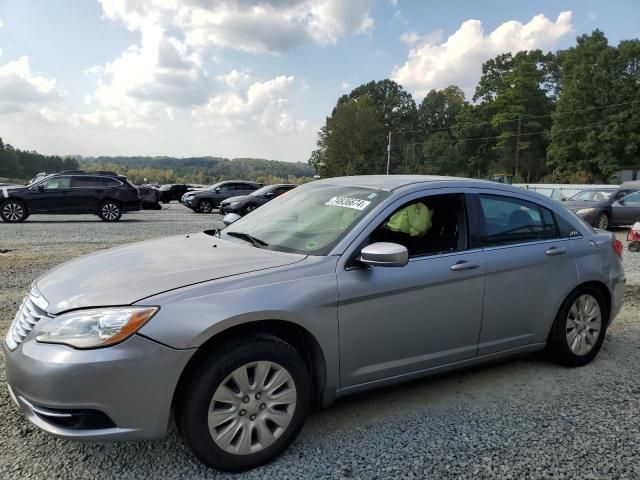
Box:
(76, 156), (315, 185)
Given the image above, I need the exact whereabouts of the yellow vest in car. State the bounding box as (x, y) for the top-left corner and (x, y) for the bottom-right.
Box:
(386, 202), (433, 237)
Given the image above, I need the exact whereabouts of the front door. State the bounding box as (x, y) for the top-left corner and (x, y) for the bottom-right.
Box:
(25, 175), (72, 212)
(612, 191), (640, 225)
(337, 192), (485, 388)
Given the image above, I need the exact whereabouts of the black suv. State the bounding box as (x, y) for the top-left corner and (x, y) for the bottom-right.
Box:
(0, 171), (141, 223)
(158, 184), (200, 203)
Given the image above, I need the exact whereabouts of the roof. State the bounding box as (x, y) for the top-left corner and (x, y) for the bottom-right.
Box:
(311, 175), (489, 191)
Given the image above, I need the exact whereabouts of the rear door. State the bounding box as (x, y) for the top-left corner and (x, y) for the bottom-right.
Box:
(69, 176), (101, 212)
(474, 191), (578, 355)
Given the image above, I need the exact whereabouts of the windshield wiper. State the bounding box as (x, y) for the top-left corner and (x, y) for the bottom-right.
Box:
(226, 231), (269, 248)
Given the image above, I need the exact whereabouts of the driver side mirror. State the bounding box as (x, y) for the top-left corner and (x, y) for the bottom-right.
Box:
(359, 242), (408, 267)
(215, 187), (221, 193)
(37, 184), (45, 192)
(618, 198), (626, 205)
(223, 213), (241, 226)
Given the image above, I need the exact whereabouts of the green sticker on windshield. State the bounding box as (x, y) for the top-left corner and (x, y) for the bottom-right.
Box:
(305, 240), (317, 250)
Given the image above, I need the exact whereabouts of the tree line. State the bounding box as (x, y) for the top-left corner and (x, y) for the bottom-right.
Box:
(0, 138), (79, 181)
(310, 30), (640, 183)
(78, 156), (314, 185)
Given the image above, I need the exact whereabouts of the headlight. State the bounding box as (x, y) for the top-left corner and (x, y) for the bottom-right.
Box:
(575, 208), (596, 215)
(36, 306), (158, 349)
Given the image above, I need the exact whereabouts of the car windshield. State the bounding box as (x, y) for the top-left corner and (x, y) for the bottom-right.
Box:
(250, 185), (276, 196)
(570, 190), (614, 201)
(221, 183), (390, 255)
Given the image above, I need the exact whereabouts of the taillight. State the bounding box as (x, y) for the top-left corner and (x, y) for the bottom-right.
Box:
(612, 239), (623, 260)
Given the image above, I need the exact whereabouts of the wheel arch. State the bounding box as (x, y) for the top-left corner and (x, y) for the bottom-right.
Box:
(172, 319), (328, 411)
(549, 280), (612, 338)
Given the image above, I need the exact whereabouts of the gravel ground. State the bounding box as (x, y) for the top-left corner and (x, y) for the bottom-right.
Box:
(0, 206), (639, 479)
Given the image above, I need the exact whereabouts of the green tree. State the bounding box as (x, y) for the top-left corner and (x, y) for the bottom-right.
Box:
(547, 30), (639, 182)
(310, 95), (385, 177)
(473, 50), (556, 181)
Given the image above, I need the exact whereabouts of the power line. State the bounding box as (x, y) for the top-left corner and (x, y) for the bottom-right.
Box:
(390, 118), (640, 149)
(391, 99), (640, 136)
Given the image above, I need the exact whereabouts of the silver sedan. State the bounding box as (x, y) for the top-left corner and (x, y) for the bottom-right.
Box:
(4, 175), (626, 471)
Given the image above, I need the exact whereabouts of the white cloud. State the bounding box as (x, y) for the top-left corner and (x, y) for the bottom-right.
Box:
(0, 56), (63, 113)
(392, 11), (574, 98)
(98, 0), (374, 54)
(400, 31), (421, 45)
(340, 80), (351, 92)
(193, 71), (309, 135)
(0, 18), (4, 28)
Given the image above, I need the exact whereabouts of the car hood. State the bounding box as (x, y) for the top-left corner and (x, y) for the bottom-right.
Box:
(36, 233), (306, 314)
(562, 200), (608, 210)
(221, 195), (252, 204)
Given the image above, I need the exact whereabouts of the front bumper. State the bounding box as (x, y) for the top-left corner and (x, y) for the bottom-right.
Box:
(220, 204), (242, 215)
(4, 334), (194, 441)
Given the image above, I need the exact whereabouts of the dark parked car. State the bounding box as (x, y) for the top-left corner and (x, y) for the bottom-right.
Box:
(158, 184), (199, 203)
(612, 191), (640, 226)
(220, 184), (296, 215)
(0, 171), (141, 222)
(562, 187), (638, 229)
(137, 185), (162, 210)
(181, 180), (262, 213)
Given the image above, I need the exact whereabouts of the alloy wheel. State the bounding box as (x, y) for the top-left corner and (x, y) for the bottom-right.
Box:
(596, 214), (608, 230)
(200, 201), (213, 213)
(208, 361), (297, 455)
(566, 294), (602, 356)
(2, 202), (24, 221)
(101, 203), (120, 220)
(246, 205), (256, 213)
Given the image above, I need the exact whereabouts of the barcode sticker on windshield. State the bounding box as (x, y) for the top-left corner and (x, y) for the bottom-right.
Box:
(325, 196), (371, 210)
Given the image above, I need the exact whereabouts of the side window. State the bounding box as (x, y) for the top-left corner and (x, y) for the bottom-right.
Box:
(369, 193), (467, 257)
(42, 176), (71, 190)
(623, 192), (640, 203)
(478, 195), (558, 246)
(218, 184), (231, 192)
(615, 190), (629, 200)
(99, 177), (121, 187)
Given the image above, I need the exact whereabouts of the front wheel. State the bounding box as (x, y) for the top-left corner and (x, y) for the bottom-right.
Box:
(177, 335), (311, 472)
(594, 212), (609, 230)
(547, 286), (607, 367)
(0, 200), (28, 222)
(198, 200), (214, 213)
(243, 205), (257, 215)
(98, 200), (122, 221)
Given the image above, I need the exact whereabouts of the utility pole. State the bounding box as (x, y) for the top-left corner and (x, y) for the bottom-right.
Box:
(514, 115), (522, 179)
(386, 131), (391, 175)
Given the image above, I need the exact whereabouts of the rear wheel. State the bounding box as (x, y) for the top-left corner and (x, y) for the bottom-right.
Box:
(177, 335), (310, 472)
(198, 200), (214, 213)
(629, 241), (640, 252)
(594, 212), (609, 230)
(98, 200), (122, 221)
(243, 205), (257, 215)
(547, 286), (607, 367)
(0, 200), (28, 222)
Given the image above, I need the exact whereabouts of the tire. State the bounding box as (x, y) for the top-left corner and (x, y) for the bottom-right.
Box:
(629, 241), (640, 252)
(198, 200), (213, 214)
(0, 199), (28, 223)
(177, 335), (311, 472)
(98, 200), (122, 222)
(547, 286), (608, 367)
(594, 212), (609, 230)
(243, 205), (257, 215)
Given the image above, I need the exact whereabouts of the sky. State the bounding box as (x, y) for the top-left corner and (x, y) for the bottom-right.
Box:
(0, 1), (638, 163)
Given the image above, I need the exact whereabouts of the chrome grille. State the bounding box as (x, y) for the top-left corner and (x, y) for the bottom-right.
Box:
(5, 285), (48, 351)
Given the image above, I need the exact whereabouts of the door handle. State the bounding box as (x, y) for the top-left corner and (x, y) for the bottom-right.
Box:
(545, 246), (567, 256)
(450, 260), (481, 271)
